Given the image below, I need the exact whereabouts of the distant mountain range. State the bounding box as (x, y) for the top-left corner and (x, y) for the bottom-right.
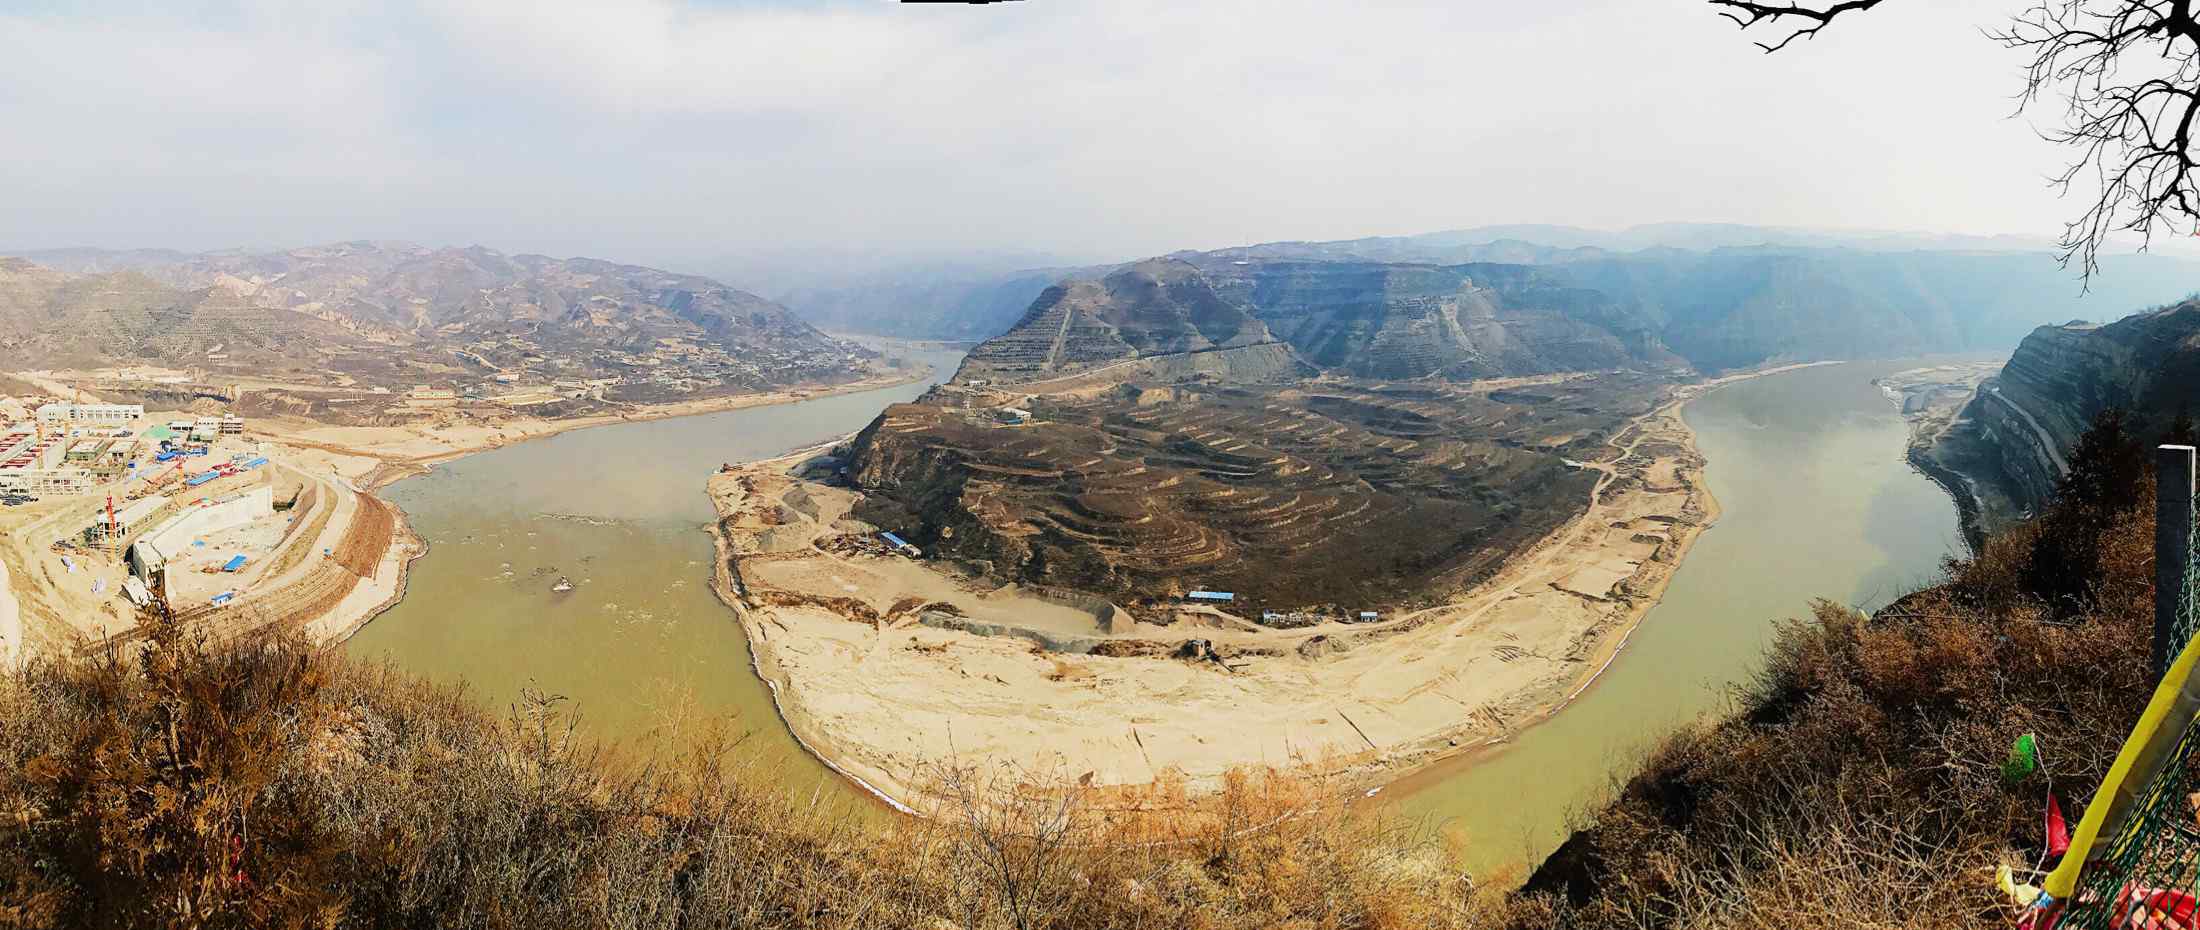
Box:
(0, 242), (874, 397)
(771, 224), (2200, 374)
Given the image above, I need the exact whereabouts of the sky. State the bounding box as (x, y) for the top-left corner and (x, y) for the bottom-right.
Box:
(0, 0), (2094, 274)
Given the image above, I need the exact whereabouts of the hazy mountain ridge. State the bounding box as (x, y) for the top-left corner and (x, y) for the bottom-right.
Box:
(1190, 258), (1680, 379)
(785, 226), (2200, 375)
(0, 244), (874, 394)
(957, 243), (2200, 384)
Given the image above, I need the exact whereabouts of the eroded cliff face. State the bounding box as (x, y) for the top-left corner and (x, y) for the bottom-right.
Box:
(1195, 259), (1682, 380)
(1925, 301), (2200, 534)
(954, 259), (1283, 384)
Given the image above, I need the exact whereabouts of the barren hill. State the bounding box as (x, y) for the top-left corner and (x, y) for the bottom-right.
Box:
(954, 259), (1285, 384)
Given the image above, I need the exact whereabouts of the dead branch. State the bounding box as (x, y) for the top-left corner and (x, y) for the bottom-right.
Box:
(1710, 0), (1892, 52)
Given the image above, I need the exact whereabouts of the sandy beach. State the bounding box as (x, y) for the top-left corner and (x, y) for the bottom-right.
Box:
(708, 362), (1837, 809)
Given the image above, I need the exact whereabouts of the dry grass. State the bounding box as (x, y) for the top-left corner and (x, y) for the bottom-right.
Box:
(1502, 458), (2163, 928)
(0, 611), (1496, 930)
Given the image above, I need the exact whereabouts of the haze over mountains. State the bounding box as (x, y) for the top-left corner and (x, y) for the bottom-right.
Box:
(0, 242), (873, 399)
(774, 223), (2200, 375)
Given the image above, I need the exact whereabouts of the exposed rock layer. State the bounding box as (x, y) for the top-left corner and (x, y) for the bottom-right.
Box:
(1925, 301), (2200, 534)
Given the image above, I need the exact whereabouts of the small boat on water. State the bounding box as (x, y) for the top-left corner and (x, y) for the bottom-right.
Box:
(551, 576), (575, 593)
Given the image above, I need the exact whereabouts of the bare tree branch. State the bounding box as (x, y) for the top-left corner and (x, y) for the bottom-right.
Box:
(1989, 1), (2200, 280)
(1708, 0), (2200, 286)
(1710, 0), (1893, 52)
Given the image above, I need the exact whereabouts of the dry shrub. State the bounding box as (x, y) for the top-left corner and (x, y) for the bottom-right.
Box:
(0, 614), (1489, 930)
(1506, 493), (2160, 930)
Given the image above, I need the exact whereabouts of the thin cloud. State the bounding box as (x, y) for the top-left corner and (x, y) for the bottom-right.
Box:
(0, 0), (2075, 271)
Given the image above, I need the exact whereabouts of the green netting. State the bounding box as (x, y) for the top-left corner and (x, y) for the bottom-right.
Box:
(2057, 513), (2200, 929)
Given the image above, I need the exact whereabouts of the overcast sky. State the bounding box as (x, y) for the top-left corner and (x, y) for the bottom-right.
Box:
(0, 0), (2083, 272)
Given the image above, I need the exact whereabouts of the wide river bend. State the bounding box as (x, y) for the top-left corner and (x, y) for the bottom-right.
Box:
(347, 355), (1968, 865)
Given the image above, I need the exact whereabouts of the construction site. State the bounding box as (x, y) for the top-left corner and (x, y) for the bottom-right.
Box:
(0, 398), (417, 664)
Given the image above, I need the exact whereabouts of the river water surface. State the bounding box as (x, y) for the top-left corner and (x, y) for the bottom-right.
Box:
(348, 356), (1968, 860)
(1390, 358), (1969, 872)
(347, 349), (968, 805)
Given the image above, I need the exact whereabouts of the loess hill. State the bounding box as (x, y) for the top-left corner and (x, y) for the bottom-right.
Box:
(846, 258), (1674, 613)
(0, 243), (874, 405)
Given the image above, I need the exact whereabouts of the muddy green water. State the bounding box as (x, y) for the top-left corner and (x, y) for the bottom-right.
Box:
(1389, 359), (1969, 873)
(345, 349), (967, 808)
(348, 355), (1967, 866)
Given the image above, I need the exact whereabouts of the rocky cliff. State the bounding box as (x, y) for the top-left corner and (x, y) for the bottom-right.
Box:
(1924, 301), (2200, 533)
(1193, 259), (1680, 380)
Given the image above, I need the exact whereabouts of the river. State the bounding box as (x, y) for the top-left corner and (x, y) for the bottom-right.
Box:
(1387, 358), (1969, 872)
(347, 355), (1967, 862)
(345, 348), (969, 808)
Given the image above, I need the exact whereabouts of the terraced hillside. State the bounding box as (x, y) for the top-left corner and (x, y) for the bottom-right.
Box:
(846, 373), (1664, 611)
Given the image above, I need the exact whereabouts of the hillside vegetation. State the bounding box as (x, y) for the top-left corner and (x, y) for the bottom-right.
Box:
(1503, 409), (2171, 929)
(0, 613), (1494, 929)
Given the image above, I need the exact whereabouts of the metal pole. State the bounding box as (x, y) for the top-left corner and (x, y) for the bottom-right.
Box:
(2155, 444), (2196, 680)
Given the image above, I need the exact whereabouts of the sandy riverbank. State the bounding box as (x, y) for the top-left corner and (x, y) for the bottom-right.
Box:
(708, 362), (1839, 810)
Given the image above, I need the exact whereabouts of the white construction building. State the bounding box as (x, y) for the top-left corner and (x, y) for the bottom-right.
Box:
(36, 403), (145, 426)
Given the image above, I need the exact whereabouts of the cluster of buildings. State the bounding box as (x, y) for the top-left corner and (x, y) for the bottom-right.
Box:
(0, 405), (148, 497)
(36, 402), (146, 426)
(0, 404), (246, 501)
(0, 427), (92, 497)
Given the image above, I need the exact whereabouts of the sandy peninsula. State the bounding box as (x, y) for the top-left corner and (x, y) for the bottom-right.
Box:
(707, 362), (1835, 809)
